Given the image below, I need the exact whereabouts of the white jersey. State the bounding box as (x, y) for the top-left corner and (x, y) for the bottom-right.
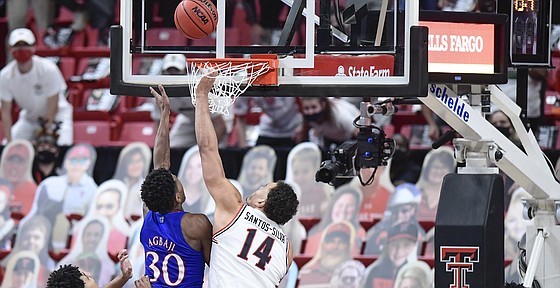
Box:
(209, 205), (290, 288)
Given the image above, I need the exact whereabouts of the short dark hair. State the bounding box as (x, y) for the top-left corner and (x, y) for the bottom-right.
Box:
(46, 264), (85, 288)
(263, 181), (299, 225)
(141, 168), (176, 213)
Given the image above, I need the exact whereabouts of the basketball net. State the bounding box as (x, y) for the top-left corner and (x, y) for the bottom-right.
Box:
(187, 60), (272, 116)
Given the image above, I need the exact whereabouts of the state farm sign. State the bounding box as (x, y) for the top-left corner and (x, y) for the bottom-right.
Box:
(295, 54), (394, 77)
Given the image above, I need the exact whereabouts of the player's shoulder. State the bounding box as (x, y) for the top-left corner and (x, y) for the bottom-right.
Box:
(182, 212), (212, 231)
(181, 212), (212, 240)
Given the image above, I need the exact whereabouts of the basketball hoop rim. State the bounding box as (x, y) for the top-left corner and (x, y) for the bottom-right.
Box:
(186, 54), (279, 86)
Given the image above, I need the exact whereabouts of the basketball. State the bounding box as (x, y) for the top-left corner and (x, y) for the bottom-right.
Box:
(174, 0), (218, 40)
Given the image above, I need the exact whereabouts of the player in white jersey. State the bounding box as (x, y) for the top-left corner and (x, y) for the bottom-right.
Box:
(194, 73), (299, 288)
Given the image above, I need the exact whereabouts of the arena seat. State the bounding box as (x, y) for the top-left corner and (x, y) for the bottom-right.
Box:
(147, 28), (189, 46)
(298, 217), (321, 232)
(293, 256), (312, 268)
(73, 120), (115, 146)
(57, 57), (77, 81)
(117, 121), (155, 147)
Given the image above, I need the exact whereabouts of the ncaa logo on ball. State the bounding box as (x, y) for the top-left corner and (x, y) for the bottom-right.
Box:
(192, 6), (210, 25)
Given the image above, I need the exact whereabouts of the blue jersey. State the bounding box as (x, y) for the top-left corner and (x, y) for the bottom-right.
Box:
(141, 210), (205, 287)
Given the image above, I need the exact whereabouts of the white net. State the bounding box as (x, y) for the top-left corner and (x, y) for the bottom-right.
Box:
(187, 60), (272, 116)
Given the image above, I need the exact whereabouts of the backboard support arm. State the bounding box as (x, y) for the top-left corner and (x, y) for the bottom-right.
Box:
(423, 84), (560, 287)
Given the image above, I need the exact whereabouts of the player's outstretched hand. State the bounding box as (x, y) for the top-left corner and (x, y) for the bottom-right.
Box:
(150, 84), (170, 113)
(117, 249), (133, 280)
(134, 275), (153, 288)
(195, 71), (218, 98)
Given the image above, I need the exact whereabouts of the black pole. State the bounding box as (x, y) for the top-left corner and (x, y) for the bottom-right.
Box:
(317, 0), (332, 46)
(516, 67), (529, 131)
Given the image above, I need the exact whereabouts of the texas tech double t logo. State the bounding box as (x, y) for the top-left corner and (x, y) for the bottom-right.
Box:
(440, 246), (479, 288)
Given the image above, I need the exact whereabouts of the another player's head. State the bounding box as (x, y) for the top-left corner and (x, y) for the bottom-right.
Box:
(246, 181), (298, 225)
(141, 168), (185, 213)
(46, 264), (97, 288)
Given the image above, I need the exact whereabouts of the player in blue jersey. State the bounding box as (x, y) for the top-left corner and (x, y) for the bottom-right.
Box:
(140, 85), (213, 287)
(194, 73), (299, 287)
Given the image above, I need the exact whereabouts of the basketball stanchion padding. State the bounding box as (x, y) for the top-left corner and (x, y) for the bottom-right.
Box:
(434, 173), (504, 288)
(174, 0), (218, 40)
(187, 54), (279, 115)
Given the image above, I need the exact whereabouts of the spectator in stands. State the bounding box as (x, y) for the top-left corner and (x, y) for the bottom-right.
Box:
(0, 251), (41, 288)
(0, 179), (16, 250)
(298, 221), (355, 288)
(249, 0), (284, 45)
(362, 221), (419, 288)
(58, 216), (115, 286)
(438, 0), (477, 11)
(27, 144), (97, 249)
(237, 145), (276, 199)
(393, 260), (433, 288)
(421, 105), (449, 143)
(295, 97), (359, 151)
(31, 119), (61, 183)
(150, 54), (226, 148)
(1, 215), (54, 284)
(415, 147), (455, 221)
(0, 139), (37, 216)
(87, 179), (130, 258)
(488, 110), (521, 147)
(6, 0), (54, 42)
(284, 142), (332, 218)
(329, 260), (366, 288)
(305, 185), (365, 257)
(505, 187), (532, 260)
(488, 110), (518, 208)
(50, 0), (117, 46)
(364, 183), (423, 255)
(389, 133), (422, 186)
(232, 96), (302, 149)
(113, 142), (151, 222)
(351, 166), (394, 223)
(177, 146), (216, 221)
(497, 68), (548, 139)
(1, 28), (73, 146)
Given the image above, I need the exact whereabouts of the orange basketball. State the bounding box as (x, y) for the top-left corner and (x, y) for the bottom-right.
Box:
(174, 0), (218, 40)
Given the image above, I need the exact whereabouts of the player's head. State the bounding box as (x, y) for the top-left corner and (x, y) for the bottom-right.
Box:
(141, 168), (185, 213)
(246, 181), (298, 225)
(47, 264), (98, 288)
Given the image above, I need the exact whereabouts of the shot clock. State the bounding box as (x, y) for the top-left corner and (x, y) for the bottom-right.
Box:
(510, 0), (552, 66)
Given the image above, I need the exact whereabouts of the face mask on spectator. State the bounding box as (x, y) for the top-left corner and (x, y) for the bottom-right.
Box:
(37, 150), (56, 164)
(12, 49), (33, 64)
(495, 126), (511, 138)
(304, 111), (325, 122)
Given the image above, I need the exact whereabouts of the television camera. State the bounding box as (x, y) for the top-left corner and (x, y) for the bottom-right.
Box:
(315, 98), (396, 186)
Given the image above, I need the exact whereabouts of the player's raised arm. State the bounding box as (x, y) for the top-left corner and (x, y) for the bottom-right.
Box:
(194, 73), (243, 227)
(142, 85), (171, 217)
(150, 85), (171, 170)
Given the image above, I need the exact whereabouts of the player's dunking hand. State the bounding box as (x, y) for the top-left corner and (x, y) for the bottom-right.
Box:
(195, 71), (218, 100)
